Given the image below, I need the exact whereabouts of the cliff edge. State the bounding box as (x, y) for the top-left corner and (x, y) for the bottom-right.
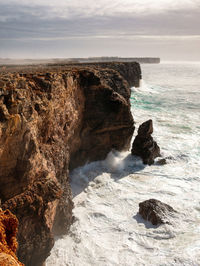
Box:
(0, 62), (141, 265)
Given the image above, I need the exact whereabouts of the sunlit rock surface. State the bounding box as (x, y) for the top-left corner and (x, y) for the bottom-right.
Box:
(0, 62), (141, 265)
(0, 208), (23, 265)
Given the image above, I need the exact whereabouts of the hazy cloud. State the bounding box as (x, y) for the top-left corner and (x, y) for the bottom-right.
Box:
(0, 0), (199, 60)
(1, 0), (199, 18)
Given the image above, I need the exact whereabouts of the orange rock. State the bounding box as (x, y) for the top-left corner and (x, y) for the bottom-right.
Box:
(0, 253), (20, 266)
(0, 209), (23, 266)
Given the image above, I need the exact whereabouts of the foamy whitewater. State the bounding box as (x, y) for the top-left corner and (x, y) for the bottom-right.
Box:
(46, 63), (200, 266)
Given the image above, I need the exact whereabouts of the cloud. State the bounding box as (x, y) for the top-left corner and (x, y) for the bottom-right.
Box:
(0, 0), (199, 20)
(0, 6), (199, 40)
(2, 35), (200, 42)
(1, 31), (200, 61)
(0, 0), (199, 60)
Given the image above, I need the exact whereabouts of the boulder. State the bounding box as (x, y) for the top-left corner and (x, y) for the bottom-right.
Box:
(131, 119), (160, 165)
(139, 199), (177, 225)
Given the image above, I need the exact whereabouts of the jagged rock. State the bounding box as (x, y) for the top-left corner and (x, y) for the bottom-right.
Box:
(139, 199), (177, 225)
(0, 208), (24, 265)
(131, 119), (161, 165)
(0, 62), (141, 265)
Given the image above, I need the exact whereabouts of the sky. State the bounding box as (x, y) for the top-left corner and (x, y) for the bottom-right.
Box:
(0, 0), (200, 61)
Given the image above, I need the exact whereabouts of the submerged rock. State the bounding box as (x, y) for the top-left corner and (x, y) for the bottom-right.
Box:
(131, 119), (161, 165)
(139, 199), (177, 225)
(156, 158), (167, 165)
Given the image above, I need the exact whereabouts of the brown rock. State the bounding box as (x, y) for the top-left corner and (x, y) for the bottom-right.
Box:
(83, 61), (142, 88)
(0, 62), (141, 265)
(131, 119), (161, 165)
(139, 199), (177, 225)
(157, 158), (167, 165)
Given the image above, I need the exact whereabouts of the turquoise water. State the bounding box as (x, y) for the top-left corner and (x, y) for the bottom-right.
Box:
(131, 63), (200, 162)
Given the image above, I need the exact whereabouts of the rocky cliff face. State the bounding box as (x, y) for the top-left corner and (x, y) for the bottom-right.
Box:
(0, 62), (141, 265)
(79, 62), (141, 88)
(0, 208), (24, 265)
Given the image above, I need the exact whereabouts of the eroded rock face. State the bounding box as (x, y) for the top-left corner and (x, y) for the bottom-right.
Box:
(82, 62), (142, 88)
(69, 68), (135, 169)
(131, 119), (161, 165)
(0, 208), (24, 265)
(139, 199), (177, 225)
(0, 63), (141, 265)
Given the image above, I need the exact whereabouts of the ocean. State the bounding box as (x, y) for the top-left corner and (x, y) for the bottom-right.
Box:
(46, 63), (200, 266)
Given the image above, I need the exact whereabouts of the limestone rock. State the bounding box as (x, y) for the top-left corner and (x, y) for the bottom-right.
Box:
(131, 119), (161, 165)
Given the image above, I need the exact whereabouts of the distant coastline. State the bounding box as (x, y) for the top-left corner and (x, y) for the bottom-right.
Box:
(0, 56), (160, 66)
(67, 57), (160, 64)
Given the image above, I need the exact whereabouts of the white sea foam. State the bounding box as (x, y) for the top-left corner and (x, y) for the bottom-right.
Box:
(46, 63), (200, 266)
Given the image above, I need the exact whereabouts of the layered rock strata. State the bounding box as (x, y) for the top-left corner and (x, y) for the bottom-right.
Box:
(131, 119), (160, 165)
(0, 62), (141, 265)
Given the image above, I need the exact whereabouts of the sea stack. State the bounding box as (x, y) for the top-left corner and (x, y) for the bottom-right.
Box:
(131, 119), (160, 165)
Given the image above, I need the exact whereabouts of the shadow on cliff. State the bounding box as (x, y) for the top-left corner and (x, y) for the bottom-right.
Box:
(70, 151), (146, 197)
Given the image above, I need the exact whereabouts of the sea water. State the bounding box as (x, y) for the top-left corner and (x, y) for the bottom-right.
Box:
(46, 63), (200, 266)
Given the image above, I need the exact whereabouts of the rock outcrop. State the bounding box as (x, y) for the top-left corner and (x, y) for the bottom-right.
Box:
(82, 62), (142, 88)
(131, 119), (160, 165)
(139, 199), (177, 225)
(0, 62), (141, 265)
(0, 208), (23, 265)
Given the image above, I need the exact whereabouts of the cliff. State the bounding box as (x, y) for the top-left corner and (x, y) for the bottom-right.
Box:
(0, 62), (141, 265)
(80, 62), (141, 88)
(0, 208), (23, 265)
